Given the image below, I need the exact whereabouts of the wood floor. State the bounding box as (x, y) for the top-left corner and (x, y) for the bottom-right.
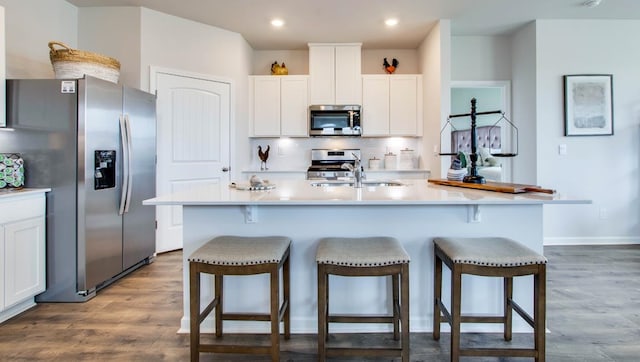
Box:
(1, 245), (639, 361)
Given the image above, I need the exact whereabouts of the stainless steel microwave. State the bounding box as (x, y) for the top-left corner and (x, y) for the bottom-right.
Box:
(309, 105), (361, 136)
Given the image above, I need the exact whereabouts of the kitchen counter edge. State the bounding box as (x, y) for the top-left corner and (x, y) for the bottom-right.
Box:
(143, 180), (589, 207)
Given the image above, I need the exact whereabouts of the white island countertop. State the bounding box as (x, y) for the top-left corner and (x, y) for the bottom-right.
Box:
(143, 179), (587, 206)
(143, 179), (589, 334)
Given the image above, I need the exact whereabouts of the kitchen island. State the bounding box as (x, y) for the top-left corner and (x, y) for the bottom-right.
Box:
(143, 179), (588, 334)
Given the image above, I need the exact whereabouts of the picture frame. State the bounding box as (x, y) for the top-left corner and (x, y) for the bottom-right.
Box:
(564, 74), (613, 136)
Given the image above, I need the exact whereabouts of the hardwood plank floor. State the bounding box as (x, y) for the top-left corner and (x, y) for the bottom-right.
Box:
(1, 245), (639, 361)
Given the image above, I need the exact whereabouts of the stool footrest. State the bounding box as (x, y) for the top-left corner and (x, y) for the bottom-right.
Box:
(199, 296), (219, 324)
(327, 347), (403, 358)
(221, 313), (271, 321)
(199, 344), (273, 355)
(461, 316), (505, 324)
(460, 347), (538, 358)
(329, 315), (396, 323)
(510, 299), (535, 327)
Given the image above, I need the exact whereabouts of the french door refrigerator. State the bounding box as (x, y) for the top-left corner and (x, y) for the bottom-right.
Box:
(3, 76), (156, 302)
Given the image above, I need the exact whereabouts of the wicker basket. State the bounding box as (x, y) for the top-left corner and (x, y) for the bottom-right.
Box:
(48, 41), (121, 83)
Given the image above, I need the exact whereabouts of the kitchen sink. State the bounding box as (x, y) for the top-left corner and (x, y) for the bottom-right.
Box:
(310, 180), (404, 187)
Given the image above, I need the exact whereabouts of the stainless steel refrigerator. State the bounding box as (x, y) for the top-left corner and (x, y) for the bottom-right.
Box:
(1, 76), (156, 302)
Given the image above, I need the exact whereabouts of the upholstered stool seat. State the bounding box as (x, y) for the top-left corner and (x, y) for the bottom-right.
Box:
(433, 237), (547, 362)
(188, 235), (291, 362)
(316, 237), (411, 361)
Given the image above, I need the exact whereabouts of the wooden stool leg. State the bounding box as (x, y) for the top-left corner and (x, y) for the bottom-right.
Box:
(283, 253), (291, 340)
(504, 276), (513, 341)
(189, 263), (200, 362)
(317, 264), (327, 361)
(214, 274), (223, 337)
(535, 265), (547, 362)
(392, 273), (400, 340)
(270, 265), (280, 362)
(401, 264), (410, 362)
(433, 251), (442, 341)
(451, 265), (461, 362)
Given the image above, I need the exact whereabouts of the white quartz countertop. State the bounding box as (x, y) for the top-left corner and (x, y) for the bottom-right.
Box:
(143, 179), (589, 206)
(0, 188), (51, 199)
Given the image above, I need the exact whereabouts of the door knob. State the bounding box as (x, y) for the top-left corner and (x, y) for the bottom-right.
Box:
(222, 167), (230, 172)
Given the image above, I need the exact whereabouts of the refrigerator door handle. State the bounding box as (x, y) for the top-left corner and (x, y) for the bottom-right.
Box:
(123, 114), (134, 213)
(118, 115), (130, 215)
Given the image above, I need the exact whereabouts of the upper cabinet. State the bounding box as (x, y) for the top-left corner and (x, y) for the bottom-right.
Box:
(362, 74), (423, 137)
(309, 43), (361, 105)
(250, 75), (309, 137)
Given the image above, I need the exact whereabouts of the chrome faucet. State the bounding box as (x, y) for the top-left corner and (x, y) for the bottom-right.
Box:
(341, 153), (365, 188)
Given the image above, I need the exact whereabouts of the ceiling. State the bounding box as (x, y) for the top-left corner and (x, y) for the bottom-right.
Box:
(66, 0), (639, 50)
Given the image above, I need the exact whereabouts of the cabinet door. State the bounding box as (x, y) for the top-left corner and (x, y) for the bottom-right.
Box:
(334, 45), (362, 105)
(362, 75), (389, 136)
(390, 76), (420, 136)
(280, 76), (309, 137)
(3, 217), (45, 308)
(0, 225), (4, 311)
(309, 45), (335, 104)
(252, 76), (281, 136)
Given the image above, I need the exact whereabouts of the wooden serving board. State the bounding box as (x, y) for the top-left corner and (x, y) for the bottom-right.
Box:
(428, 179), (555, 194)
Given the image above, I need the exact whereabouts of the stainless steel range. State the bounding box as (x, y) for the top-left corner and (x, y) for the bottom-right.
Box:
(307, 149), (361, 180)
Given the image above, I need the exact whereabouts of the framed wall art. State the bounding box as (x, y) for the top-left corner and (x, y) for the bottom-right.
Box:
(563, 74), (613, 136)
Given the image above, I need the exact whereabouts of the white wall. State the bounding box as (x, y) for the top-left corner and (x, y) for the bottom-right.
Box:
(138, 8), (253, 180)
(78, 7), (141, 88)
(418, 20), (451, 179)
(0, 0), (77, 78)
(252, 48), (419, 76)
(511, 22), (538, 185)
(362, 49), (419, 74)
(536, 19), (640, 244)
(252, 50), (308, 75)
(451, 36), (512, 81)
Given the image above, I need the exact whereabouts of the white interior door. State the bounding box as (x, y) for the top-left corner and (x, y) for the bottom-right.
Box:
(151, 69), (231, 253)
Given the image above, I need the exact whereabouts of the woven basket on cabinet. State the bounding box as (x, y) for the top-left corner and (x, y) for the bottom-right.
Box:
(48, 41), (121, 83)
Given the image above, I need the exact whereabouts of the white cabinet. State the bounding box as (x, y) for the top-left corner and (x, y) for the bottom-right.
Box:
(250, 75), (309, 137)
(362, 75), (423, 137)
(309, 43), (361, 105)
(0, 191), (47, 324)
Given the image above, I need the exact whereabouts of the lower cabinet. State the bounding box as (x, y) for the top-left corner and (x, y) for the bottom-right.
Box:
(0, 191), (47, 323)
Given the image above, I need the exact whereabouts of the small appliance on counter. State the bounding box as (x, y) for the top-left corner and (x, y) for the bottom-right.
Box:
(0, 153), (25, 189)
(368, 157), (381, 170)
(399, 148), (415, 169)
(307, 149), (361, 180)
(384, 152), (397, 170)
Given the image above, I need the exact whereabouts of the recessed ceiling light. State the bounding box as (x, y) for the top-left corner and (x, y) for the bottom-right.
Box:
(385, 18), (398, 27)
(582, 0), (602, 8)
(271, 19), (285, 27)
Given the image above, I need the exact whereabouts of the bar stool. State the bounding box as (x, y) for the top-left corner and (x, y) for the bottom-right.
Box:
(188, 235), (291, 362)
(432, 237), (547, 362)
(316, 237), (411, 361)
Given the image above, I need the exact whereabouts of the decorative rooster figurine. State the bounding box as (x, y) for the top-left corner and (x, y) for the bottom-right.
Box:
(258, 145), (270, 170)
(383, 58), (399, 74)
(271, 61), (288, 75)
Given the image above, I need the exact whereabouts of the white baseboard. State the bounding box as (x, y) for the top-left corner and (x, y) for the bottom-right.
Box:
(544, 236), (640, 246)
